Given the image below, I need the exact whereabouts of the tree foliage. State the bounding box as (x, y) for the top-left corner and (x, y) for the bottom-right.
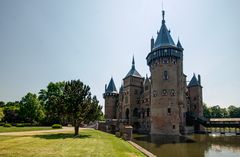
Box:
(38, 82), (66, 124)
(19, 93), (45, 123)
(203, 103), (240, 118)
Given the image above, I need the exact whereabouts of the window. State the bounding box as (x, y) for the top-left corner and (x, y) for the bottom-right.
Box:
(142, 109), (145, 118)
(173, 125), (175, 129)
(163, 71), (168, 80)
(172, 58), (176, 64)
(147, 108), (150, 117)
(125, 96), (128, 103)
(163, 58), (169, 64)
(170, 89), (175, 96)
(153, 90), (157, 97)
(162, 89), (167, 96)
(168, 108), (171, 114)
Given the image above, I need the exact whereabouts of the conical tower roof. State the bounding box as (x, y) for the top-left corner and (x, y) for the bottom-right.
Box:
(106, 77), (118, 93)
(153, 10), (175, 49)
(125, 56), (142, 78)
(188, 74), (200, 87)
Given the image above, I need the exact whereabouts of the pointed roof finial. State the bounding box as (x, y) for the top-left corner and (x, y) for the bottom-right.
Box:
(162, 10), (165, 24)
(132, 55), (135, 67)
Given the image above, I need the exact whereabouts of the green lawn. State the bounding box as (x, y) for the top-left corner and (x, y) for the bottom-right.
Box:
(0, 129), (145, 157)
(0, 126), (54, 133)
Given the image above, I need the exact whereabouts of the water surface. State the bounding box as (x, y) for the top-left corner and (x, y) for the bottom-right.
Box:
(133, 133), (240, 157)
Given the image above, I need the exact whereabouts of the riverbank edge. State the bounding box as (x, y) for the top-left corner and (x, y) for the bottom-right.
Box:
(128, 141), (157, 157)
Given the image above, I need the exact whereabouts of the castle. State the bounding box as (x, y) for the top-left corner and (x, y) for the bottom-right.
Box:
(103, 10), (203, 135)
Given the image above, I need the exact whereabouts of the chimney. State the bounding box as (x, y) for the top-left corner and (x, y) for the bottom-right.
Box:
(198, 74), (201, 85)
(151, 37), (154, 51)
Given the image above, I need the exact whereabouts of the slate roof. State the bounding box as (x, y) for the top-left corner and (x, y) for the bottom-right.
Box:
(153, 10), (175, 49)
(177, 39), (183, 49)
(125, 56), (142, 78)
(188, 74), (200, 87)
(106, 77), (118, 93)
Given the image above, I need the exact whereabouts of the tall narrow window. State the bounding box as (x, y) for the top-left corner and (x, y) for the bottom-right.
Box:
(168, 108), (171, 114)
(163, 71), (168, 80)
(147, 108), (150, 117)
(171, 89), (175, 96)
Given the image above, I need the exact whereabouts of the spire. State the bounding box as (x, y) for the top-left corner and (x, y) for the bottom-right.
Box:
(153, 10), (175, 49)
(125, 56), (142, 79)
(162, 10), (165, 24)
(177, 38), (183, 50)
(132, 55), (135, 68)
(106, 77), (118, 93)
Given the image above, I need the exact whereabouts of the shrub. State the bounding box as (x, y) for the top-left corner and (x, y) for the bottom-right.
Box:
(4, 123), (12, 127)
(16, 123), (25, 127)
(52, 124), (62, 129)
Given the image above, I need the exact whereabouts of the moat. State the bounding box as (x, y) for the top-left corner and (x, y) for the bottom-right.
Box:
(133, 134), (240, 157)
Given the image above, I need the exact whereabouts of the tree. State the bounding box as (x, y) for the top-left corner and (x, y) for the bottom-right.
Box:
(64, 80), (102, 135)
(64, 80), (91, 135)
(3, 102), (20, 123)
(0, 101), (5, 107)
(39, 82), (66, 125)
(19, 93), (45, 123)
(85, 96), (103, 123)
(0, 107), (4, 122)
(203, 103), (211, 118)
(228, 105), (240, 118)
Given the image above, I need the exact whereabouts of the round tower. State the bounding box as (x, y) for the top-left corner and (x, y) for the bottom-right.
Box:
(103, 77), (119, 119)
(146, 10), (185, 135)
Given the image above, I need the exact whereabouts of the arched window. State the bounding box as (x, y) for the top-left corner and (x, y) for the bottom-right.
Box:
(133, 108), (138, 117)
(147, 108), (150, 117)
(163, 71), (168, 80)
(125, 108), (129, 119)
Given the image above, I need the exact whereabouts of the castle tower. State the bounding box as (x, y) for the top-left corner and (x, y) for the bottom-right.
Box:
(103, 77), (119, 119)
(146, 10), (185, 135)
(188, 74), (203, 118)
(122, 57), (144, 129)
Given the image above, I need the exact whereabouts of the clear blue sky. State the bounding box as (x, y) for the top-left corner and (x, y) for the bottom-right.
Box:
(0, 0), (239, 108)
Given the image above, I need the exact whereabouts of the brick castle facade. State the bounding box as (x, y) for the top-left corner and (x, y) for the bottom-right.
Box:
(103, 10), (203, 135)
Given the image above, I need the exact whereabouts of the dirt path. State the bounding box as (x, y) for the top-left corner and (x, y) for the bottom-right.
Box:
(0, 127), (82, 136)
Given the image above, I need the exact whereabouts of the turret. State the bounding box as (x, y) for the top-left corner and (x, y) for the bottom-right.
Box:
(123, 56), (143, 127)
(103, 77), (119, 119)
(146, 10), (185, 135)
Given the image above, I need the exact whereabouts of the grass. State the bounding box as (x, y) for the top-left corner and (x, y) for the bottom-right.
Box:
(0, 129), (145, 157)
(0, 126), (54, 133)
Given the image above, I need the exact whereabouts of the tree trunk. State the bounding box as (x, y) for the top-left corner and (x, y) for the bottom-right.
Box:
(74, 120), (80, 135)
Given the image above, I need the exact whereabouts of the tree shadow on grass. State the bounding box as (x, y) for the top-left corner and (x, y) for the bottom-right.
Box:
(34, 133), (91, 140)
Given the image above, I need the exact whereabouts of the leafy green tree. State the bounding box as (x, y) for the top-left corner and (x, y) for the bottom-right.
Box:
(85, 96), (103, 123)
(203, 103), (211, 118)
(3, 102), (20, 123)
(0, 101), (5, 107)
(228, 105), (240, 118)
(39, 82), (66, 124)
(0, 107), (4, 122)
(19, 93), (45, 123)
(64, 80), (91, 135)
(64, 80), (102, 135)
